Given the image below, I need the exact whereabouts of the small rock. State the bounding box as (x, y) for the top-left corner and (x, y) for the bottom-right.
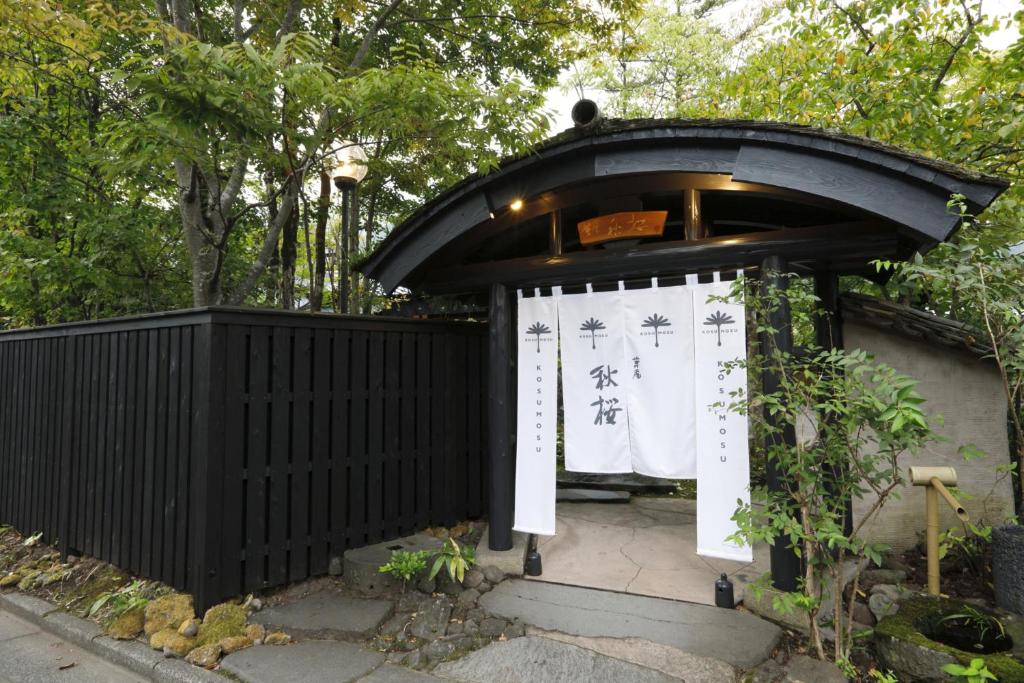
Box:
(178, 618), (200, 638)
(482, 566), (505, 584)
(65, 555), (80, 566)
(404, 649), (423, 669)
(447, 621), (465, 636)
(0, 572), (21, 588)
(144, 594), (195, 637)
(410, 596), (452, 640)
(436, 573), (463, 596)
(869, 592), (899, 621)
(263, 631), (291, 645)
(851, 600), (876, 627)
(416, 576), (436, 594)
(479, 617), (507, 638)
(107, 607), (145, 640)
(185, 643), (222, 668)
(396, 592), (422, 613)
(743, 659), (787, 683)
(785, 653), (847, 683)
(163, 647), (177, 658)
(150, 628), (196, 656)
(218, 635), (253, 654)
(505, 620), (525, 638)
(38, 568), (68, 587)
(880, 551), (913, 574)
(463, 619), (479, 636)
(248, 597), (263, 612)
(463, 569), (484, 589)
(476, 581), (492, 594)
(457, 588), (481, 608)
(422, 639), (455, 662)
(328, 556), (343, 576)
(195, 602), (246, 647)
(861, 568), (907, 590)
(17, 570), (41, 590)
(245, 623), (266, 644)
(380, 613), (410, 637)
(466, 608), (485, 623)
(870, 583), (907, 602)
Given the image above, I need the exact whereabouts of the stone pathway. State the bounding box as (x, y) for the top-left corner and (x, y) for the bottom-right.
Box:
(253, 591), (394, 640)
(533, 497), (771, 605)
(222, 640), (441, 682)
(479, 579), (782, 670)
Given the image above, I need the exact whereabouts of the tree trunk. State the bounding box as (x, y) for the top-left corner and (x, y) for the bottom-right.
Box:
(281, 200), (299, 310)
(309, 171), (331, 312)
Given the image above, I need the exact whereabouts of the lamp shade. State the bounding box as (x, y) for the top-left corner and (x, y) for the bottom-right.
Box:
(331, 141), (368, 186)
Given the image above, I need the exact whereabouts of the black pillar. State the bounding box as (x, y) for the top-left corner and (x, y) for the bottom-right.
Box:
(488, 283), (515, 550)
(760, 255), (802, 591)
(814, 271), (853, 537)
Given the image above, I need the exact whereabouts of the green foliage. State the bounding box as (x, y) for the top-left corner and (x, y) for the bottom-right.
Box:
(378, 550), (429, 585)
(719, 275), (939, 664)
(427, 538), (476, 584)
(867, 668), (899, 683)
(942, 658), (998, 683)
(88, 580), (149, 620)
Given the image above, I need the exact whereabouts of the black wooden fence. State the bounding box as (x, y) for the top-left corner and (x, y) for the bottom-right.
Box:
(0, 308), (487, 609)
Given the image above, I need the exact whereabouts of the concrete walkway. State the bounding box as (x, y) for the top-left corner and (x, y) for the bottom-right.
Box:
(533, 497), (770, 605)
(479, 579), (782, 670)
(0, 607), (146, 683)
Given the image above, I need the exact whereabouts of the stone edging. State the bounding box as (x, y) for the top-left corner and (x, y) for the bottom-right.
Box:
(0, 592), (226, 683)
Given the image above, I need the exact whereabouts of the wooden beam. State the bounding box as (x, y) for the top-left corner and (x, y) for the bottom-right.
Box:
(761, 255), (802, 593)
(487, 283), (515, 551)
(418, 223), (897, 294)
(549, 210), (563, 257)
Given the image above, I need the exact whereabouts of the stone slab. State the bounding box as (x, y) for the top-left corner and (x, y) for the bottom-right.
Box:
(473, 525), (528, 577)
(152, 657), (225, 683)
(556, 489), (630, 504)
(356, 664), (441, 682)
(254, 591), (393, 640)
(784, 654), (847, 683)
(556, 471), (676, 494)
(88, 637), (167, 675)
(529, 628), (736, 683)
(479, 580), (781, 669)
(434, 635), (678, 683)
(344, 534), (444, 595)
(221, 640), (385, 683)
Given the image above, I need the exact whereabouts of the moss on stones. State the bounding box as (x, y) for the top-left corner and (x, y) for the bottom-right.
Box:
(875, 595), (1024, 682)
(195, 602), (247, 647)
(144, 594), (194, 636)
(150, 627), (196, 656)
(106, 606), (145, 640)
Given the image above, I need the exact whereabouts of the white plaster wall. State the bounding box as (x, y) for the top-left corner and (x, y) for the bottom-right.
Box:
(844, 322), (1015, 551)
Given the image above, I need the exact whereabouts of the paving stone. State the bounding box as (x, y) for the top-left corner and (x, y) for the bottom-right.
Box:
(221, 640), (385, 683)
(532, 630), (736, 683)
(557, 488), (631, 503)
(434, 635), (678, 682)
(480, 579), (781, 670)
(409, 596), (451, 640)
(151, 656), (224, 683)
(254, 591), (393, 640)
(90, 636), (167, 674)
(344, 534), (443, 595)
(479, 617), (507, 638)
(356, 664), (441, 681)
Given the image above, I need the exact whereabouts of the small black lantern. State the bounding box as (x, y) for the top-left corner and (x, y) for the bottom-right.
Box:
(715, 573), (735, 609)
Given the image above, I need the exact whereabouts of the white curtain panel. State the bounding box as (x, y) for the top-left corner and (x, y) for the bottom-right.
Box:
(513, 290), (559, 535)
(692, 277), (753, 562)
(623, 281), (697, 478)
(557, 286), (633, 473)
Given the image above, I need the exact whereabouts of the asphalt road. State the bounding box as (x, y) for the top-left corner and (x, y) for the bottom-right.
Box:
(0, 607), (147, 683)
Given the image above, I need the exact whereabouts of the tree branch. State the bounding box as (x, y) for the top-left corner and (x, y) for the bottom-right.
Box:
(275, 0), (302, 43)
(351, 0), (403, 69)
(227, 178), (300, 305)
(220, 147), (249, 214)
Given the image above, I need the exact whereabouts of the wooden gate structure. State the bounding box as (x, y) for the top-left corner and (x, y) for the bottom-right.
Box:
(360, 112), (1009, 590)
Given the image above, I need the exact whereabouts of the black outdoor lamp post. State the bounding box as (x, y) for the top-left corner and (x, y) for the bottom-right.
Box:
(331, 141), (368, 313)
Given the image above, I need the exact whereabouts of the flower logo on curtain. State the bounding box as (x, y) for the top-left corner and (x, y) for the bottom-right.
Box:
(641, 313), (672, 347)
(526, 322), (552, 353)
(579, 317), (606, 350)
(703, 310), (737, 346)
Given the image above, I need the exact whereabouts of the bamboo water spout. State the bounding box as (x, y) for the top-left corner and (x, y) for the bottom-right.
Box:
(909, 466), (969, 595)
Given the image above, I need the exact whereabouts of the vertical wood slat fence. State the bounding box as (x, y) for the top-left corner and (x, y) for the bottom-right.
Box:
(0, 308), (487, 609)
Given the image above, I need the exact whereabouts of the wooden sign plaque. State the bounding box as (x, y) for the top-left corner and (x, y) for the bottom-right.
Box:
(576, 211), (668, 246)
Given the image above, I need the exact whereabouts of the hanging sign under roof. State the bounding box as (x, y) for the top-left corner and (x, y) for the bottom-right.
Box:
(577, 211), (667, 246)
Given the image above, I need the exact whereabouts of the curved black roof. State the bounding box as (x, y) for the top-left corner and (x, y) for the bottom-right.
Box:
(362, 118), (1009, 292)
